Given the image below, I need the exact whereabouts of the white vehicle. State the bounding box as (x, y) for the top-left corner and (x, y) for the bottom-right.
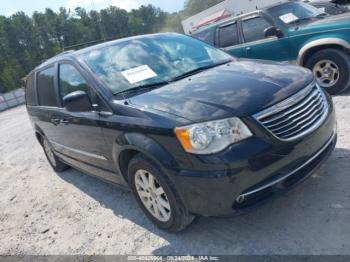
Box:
(182, 0), (283, 34)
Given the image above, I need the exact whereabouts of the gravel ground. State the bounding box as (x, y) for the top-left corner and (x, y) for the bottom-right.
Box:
(0, 90), (350, 255)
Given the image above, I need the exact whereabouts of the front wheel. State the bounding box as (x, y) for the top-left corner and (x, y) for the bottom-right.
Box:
(128, 154), (195, 232)
(305, 48), (350, 95)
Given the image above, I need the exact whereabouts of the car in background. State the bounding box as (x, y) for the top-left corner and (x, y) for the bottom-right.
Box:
(191, 1), (350, 94)
(25, 33), (336, 232)
(306, 1), (349, 15)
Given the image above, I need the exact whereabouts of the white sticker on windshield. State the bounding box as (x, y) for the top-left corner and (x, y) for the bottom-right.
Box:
(121, 65), (157, 84)
(279, 13), (299, 23)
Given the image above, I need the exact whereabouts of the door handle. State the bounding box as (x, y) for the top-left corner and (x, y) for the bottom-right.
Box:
(246, 47), (252, 51)
(50, 118), (61, 125)
(61, 118), (72, 124)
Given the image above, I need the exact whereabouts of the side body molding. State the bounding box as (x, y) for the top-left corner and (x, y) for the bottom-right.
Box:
(297, 38), (350, 66)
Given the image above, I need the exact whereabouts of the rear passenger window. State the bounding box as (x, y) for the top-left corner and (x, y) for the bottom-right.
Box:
(59, 64), (91, 100)
(242, 17), (272, 43)
(217, 23), (239, 48)
(25, 74), (37, 106)
(37, 67), (58, 107)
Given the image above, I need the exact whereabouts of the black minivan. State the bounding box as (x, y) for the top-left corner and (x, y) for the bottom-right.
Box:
(25, 33), (336, 232)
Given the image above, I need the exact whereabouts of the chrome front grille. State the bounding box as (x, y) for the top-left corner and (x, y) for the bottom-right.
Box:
(254, 82), (328, 141)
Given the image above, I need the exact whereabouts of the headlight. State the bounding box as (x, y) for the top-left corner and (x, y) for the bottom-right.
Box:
(175, 117), (252, 154)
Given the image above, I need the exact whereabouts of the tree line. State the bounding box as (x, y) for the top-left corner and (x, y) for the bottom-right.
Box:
(0, 0), (348, 92)
(0, 0), (223, 92)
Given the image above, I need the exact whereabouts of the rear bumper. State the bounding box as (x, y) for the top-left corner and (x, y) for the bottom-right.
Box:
(171, 102), (336, 217)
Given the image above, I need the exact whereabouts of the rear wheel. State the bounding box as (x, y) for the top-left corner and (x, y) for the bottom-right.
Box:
(305, 48), (350, 95)
(42, 137), (69, 172)
(128, 154), (195, 232)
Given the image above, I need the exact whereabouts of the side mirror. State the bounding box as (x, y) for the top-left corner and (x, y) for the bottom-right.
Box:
(264, 26), (283, 38)
(63, 91), (92, 112)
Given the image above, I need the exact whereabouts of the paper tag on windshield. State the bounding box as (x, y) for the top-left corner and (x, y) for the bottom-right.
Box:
(121, 65), (157, 84)
(279, 13), (299, 23)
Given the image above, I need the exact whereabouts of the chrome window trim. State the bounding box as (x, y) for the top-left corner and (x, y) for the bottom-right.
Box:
(222, 44), (243, 52)
(253, 82), (329, 141)
(240, 36), (279, 47)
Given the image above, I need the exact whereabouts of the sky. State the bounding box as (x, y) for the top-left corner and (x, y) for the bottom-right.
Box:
(0, 0), (186, 17)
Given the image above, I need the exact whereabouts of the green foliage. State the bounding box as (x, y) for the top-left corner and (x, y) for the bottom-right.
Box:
(0, 0), (223, 92)
(161, 13), (185, 33)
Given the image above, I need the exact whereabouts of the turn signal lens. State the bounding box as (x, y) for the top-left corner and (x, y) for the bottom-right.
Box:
(175, 128), (193, 152)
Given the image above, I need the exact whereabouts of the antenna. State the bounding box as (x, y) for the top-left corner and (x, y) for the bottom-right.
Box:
(91, 0), (108, 41)
(63, 0), (111, 51)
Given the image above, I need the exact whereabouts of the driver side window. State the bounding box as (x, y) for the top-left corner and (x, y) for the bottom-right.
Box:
(58, 63), (91, 102)
(242, 17), (273, 43)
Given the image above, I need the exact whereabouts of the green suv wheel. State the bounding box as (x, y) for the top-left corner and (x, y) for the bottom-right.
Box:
(305, 48), (350, 95)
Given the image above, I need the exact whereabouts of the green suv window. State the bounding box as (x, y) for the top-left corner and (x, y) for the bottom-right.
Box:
(242, 17), (272, 43)
(217, 23), (239, 48)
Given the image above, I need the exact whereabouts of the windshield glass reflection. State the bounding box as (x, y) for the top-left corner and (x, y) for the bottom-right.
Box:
(80, 34), (232, 94)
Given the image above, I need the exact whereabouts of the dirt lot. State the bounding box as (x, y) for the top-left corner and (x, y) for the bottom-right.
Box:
(1, 91), (350, 255)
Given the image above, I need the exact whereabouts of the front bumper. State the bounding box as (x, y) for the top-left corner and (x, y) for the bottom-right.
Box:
(233, 129), (336, 210)
(171, 99), (336, 217)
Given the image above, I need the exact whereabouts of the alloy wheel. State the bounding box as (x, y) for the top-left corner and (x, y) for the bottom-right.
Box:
(134, 169), (171, 222)
(313, 59), (340, 88)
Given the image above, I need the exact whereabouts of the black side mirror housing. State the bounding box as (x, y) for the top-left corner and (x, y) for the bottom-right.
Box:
(63, 91), (92, 112)
(264, 26), (283, 38)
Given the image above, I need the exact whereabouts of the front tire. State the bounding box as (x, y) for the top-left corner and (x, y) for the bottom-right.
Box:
(128, 154), (195, 232)
(305, 48), (350, 95)
(42, 137), (69, 172)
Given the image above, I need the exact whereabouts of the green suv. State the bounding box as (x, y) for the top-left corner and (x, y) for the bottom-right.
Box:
(192, 1), (350, 94)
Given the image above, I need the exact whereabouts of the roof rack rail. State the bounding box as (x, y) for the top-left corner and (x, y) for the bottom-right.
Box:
(191, 9), (232, 33)
(38, 50), (75, 65)
(54, 50), (75, 57)
(191, 9), (261, 33)
(63, 35), (126, 51)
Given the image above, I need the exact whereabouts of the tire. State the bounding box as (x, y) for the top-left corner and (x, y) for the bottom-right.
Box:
(128, 154), (195, 232)
(305, 48), (350, 95)
(42, 137), (69, 172)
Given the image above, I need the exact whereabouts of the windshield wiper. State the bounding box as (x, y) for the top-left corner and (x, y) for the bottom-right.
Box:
(170, 60), (231, 82)
(291, 17), (313, 24)
(315, 13), (328, 18)
(114, 81), (169, 96)
(114, 60), (231, 96)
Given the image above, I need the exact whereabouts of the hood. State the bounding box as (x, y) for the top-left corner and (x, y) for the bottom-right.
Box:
(129, 60), (313, 123)
(289, 13), (350, 35)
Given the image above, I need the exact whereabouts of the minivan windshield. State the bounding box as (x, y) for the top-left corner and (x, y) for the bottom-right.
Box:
(266, 2), (325, 25)
(80, 34), (232, 95)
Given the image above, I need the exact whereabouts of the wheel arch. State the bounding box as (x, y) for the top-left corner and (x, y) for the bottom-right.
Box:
(33, 124), (46, 145)
(297, 38), (350, 66)
(113, 133), (179, 184)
